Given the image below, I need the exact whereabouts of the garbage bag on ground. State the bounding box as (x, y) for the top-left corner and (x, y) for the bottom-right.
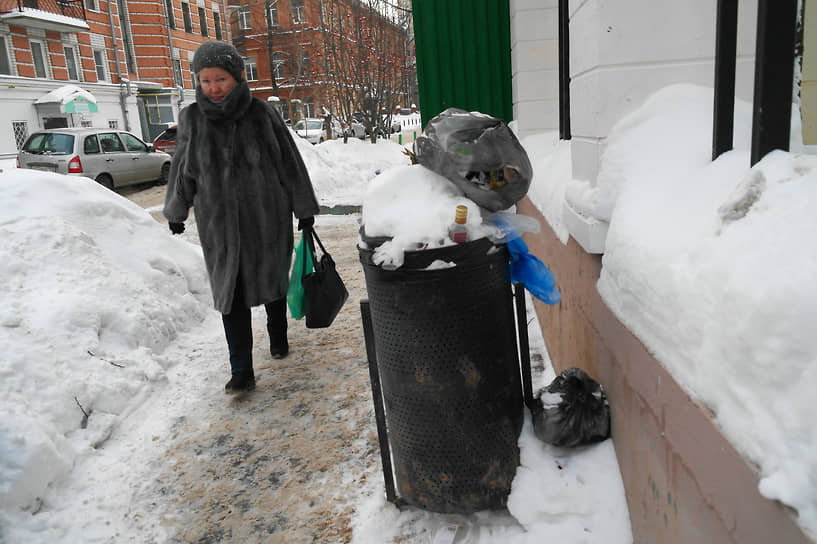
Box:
(532, 367), (611, 447)
(413, 108), (533, 212)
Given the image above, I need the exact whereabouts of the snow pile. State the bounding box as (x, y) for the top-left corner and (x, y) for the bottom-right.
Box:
(359, 164), (499, 268)
(541, 83), (817, 538)
(0, 169), (210, 514)
(289, 132), (411, 207)
(521, 132), (572, 243)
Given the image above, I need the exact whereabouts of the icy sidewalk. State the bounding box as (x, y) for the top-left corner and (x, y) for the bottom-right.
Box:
(1, 211), (631, 543)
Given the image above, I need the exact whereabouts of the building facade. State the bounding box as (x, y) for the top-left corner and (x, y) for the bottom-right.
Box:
(229, 0), (411, 125)
(0, 0), (411, 157)
(0, 0), (232, 156)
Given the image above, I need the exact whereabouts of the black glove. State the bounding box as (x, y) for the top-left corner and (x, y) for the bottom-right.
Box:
(297, 217), (314, 231)
(169, 222), (185, 235)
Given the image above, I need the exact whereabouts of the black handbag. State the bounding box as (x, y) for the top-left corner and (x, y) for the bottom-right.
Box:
(302, 227), (349, 328)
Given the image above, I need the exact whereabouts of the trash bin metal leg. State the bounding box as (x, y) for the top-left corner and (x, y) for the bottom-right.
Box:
(514, 284), (535, 410)
(360, 299), (400, 506)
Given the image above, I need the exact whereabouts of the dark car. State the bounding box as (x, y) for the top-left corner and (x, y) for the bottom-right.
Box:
(152, 125), (177, 156)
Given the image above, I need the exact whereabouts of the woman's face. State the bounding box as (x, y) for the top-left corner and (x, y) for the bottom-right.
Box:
(198, 67), (238, 102)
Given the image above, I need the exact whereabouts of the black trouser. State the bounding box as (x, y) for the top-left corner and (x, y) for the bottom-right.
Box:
(221, 278), (287, 377)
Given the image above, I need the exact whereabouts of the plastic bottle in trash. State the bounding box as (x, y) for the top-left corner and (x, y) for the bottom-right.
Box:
(449, 205), (468, 243)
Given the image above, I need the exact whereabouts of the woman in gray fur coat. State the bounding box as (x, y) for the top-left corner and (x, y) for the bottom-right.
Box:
(164, 41), (319, 394)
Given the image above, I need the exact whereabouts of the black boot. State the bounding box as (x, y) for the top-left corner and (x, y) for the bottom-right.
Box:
(225, 373), (256, 394)
(266, 298), (289, 359)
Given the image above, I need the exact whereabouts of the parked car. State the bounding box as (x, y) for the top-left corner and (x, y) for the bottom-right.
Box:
(152, 124), (177, 156)
(293, 117), (343, 144)
(17, 128), (172, 189)
(382, 115), (401, 134)
(344, 117), (367, 139)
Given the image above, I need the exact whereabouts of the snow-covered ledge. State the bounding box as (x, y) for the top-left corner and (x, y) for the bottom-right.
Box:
(562, 199), (608, 254)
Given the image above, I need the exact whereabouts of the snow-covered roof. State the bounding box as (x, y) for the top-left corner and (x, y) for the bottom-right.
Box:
(34, 84), (97, 106)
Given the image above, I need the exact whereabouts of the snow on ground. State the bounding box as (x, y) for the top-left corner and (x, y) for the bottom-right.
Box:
(8, 81), (814, 540)
(520, 84), (817, 540)
(290, 133), (410, 207)
(0, 138), (632, 543)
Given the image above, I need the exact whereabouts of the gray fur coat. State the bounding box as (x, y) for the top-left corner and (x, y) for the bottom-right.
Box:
(164, 81), (319, 313)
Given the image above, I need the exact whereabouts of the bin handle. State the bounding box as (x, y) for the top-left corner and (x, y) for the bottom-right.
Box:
(514, 283), (535, 410)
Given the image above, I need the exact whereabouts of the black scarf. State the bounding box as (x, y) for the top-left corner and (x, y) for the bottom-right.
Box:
(195, 80), (253, 122)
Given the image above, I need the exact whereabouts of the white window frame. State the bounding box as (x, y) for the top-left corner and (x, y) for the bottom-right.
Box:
(164, 0), (176, 29)
(172, 58), (184, 87)
(272, 51), (284, 80)
(213, 10), (222, 40)
(302, 98), (314, 118)
(30, 39), (50, 79)
(63, 44), (81, 81)
(238, 5), (251, 30)
(92, 48), (108, 81)
(0, 35), (14, 76)
(267, 3), (278, 27)
(244, 57), (257, 81)
(84, 0), (99, 11)
(181, 2), (193, 33)
(291, 0), (305, 23)
(12, 121), (28, 150)
(197, 6), (208, 37)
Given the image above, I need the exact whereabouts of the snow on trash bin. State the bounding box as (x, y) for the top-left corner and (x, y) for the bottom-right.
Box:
(358, 157), (558, 513)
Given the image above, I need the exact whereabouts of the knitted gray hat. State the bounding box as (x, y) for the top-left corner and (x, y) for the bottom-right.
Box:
(191, 41), (245, 81)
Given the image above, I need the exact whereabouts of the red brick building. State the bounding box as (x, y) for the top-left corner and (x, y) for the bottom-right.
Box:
(228, 0), (412, 125)
(0, 0), (410, 155)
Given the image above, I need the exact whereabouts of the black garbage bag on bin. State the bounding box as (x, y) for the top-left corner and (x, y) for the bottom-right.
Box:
(413, 108), (533, 212)
(532, 367), (611, 448)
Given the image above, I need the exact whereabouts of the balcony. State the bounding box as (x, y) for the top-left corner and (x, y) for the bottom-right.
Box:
(0, 0), (89, 32)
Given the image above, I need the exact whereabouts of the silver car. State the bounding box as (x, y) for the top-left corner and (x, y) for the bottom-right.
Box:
(17, 128), (172, 189)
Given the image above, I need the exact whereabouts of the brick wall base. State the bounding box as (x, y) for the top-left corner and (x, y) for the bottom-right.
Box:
(517, 197), (812, 544)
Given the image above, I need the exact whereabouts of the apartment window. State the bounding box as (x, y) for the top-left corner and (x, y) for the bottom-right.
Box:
(302, 97), (314, 118)
(300, 50), (310, 73)
(93, 48), (108, 81)
(198, 7), (208, 37)
(172, 58), (183, 87)
(108, 120), (119, 129)
(213, 11), (222, 40)
(244, 57), (257, 81)
(291, 0), (305, 23)
(12, 121), (28, 150)
(30, 40), (49, 78)
(117, 0), (137, 73)
(267, 3), (278, 27)
(0, 36), (12, 75)
(272, 51), (284, 79)
(64, 45), (80, 81)
(182, 2), (193, 33)
(84, 0), (98, 10)
(238, 5), (251, 30)
(80, 120), (93, 128)
(279, 101), (289, 121)
(164, 0), (175, 29)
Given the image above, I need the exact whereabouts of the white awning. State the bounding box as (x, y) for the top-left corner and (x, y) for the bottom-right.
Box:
(35, 84), (98, 114)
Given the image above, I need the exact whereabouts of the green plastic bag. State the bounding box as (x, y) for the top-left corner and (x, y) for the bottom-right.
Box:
(287, 232), (313, 319)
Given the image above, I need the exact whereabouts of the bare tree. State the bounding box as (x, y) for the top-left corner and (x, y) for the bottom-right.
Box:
(319, 0), (411, 141)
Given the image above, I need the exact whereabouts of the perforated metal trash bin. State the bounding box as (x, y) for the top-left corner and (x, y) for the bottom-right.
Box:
(359, 238), (524, 514)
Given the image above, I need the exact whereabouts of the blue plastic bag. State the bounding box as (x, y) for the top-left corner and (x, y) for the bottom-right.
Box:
(506, 235), (561, 305)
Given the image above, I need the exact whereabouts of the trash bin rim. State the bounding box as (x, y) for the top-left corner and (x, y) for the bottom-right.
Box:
(358, 237), (506, 271)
